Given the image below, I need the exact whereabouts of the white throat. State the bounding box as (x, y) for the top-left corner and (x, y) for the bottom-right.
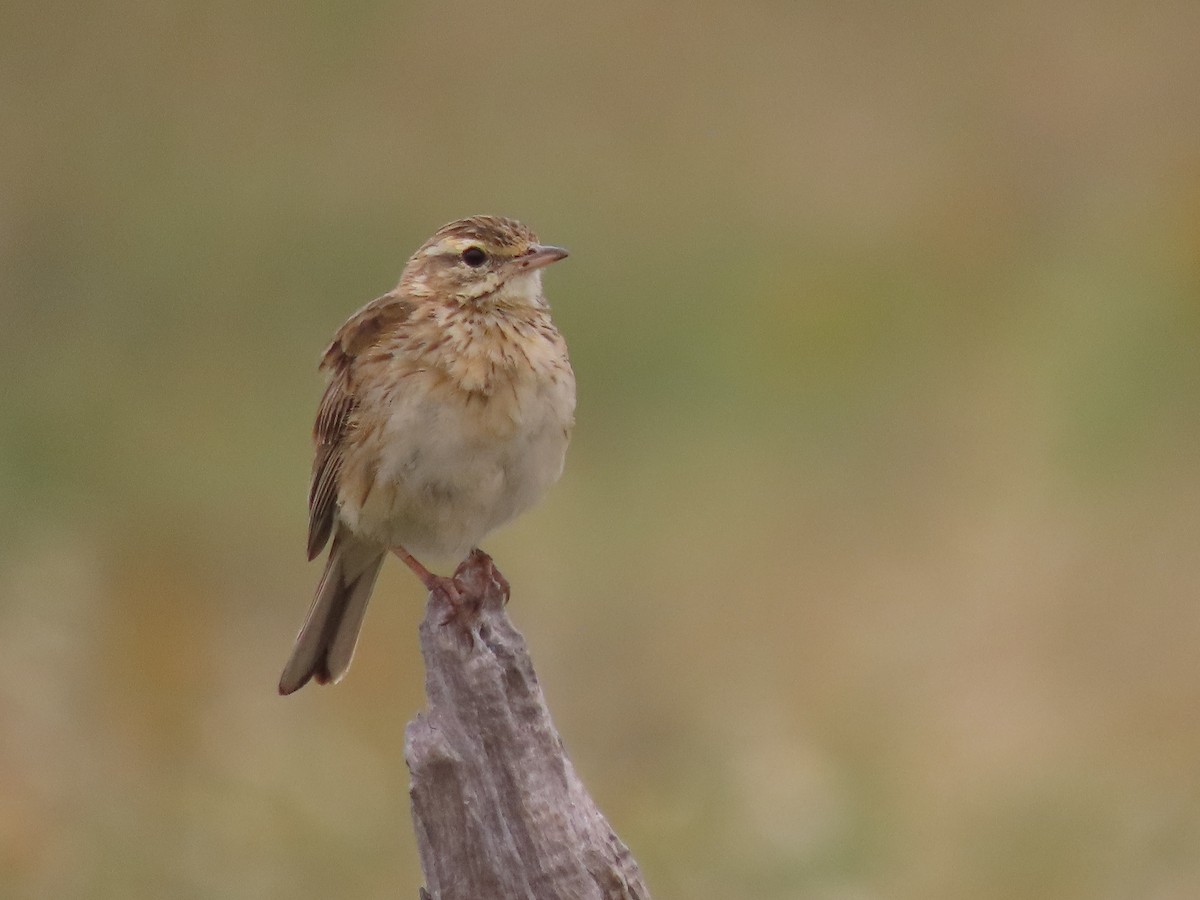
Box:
(495, 270), (546, 308)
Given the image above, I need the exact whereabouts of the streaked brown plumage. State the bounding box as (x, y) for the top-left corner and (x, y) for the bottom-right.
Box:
(279, 216), (574, 695)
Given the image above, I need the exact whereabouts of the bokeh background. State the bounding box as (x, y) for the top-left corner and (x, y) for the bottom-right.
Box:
(4, 2), (1200, 898)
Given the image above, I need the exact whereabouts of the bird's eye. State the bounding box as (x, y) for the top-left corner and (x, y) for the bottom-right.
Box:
(461, 246), (487, 267)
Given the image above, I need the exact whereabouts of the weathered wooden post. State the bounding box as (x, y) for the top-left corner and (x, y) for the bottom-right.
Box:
(406, 559), (651, 900)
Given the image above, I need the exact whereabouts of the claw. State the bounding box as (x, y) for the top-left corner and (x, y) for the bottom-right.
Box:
(455, 548), (511, 604)
(391, 544), (509, 644)
(432, 576), (480, 647)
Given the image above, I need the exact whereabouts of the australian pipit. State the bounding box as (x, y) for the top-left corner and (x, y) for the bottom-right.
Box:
(278, 216), (574, 695)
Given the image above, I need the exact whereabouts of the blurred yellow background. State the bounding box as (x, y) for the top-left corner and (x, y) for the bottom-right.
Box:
(4, 2), (1200, 898)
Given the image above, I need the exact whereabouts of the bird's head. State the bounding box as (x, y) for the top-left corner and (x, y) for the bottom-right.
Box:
(399, 215), (568, 308)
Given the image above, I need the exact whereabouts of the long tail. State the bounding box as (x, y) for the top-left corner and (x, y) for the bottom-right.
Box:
(278, 527), (385, 695)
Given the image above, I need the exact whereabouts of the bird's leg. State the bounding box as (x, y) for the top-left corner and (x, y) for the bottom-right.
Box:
(391, 545), (469, 624)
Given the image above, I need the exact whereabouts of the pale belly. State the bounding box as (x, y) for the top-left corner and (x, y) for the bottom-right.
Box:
(336, 368), (574, 561)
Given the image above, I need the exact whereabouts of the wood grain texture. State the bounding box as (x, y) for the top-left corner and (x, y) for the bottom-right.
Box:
(406, 562), (651, 900)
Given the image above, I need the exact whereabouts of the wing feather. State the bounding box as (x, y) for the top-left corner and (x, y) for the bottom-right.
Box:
(306, 293), (413, 560)
(307, 375), (354, 560)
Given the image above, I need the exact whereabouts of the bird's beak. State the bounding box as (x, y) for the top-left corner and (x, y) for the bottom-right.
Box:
(519, 244), (569, 271)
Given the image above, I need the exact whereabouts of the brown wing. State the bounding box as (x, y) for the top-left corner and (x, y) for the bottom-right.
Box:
(306, 371), (354, 560)
(306, 293), (413, 560)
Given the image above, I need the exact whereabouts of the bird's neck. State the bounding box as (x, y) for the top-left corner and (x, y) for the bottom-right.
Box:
(419, 302), (562, 398)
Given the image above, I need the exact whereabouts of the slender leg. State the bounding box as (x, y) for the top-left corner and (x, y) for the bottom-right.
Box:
(393, 545), (450, 592)
(391, 545), (468, 621)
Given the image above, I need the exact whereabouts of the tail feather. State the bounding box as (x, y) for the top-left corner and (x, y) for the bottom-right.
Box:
(279, 528), (384, 695)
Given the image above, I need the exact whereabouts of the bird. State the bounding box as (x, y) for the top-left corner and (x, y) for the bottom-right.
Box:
(278, 215), (575, 695)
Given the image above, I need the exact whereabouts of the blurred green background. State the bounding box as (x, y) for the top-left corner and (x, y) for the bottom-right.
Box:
(4, 2), (1200, 898)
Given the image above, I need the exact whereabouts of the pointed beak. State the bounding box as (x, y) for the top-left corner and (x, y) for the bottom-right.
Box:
(519, 244), (569, 271)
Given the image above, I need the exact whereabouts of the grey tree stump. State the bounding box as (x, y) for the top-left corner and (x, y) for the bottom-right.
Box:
(405, 556), (651, 900)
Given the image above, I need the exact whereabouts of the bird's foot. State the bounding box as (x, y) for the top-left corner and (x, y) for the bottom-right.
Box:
(425, 574), (481, 630)
(455, 548), (511, 605)
(391, 545), (478, 634)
